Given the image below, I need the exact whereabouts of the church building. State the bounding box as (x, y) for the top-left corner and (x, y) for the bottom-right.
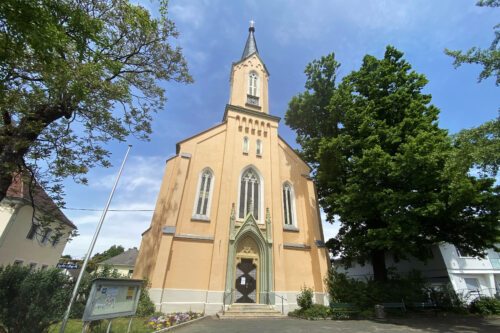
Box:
(134, 23), (330, 315)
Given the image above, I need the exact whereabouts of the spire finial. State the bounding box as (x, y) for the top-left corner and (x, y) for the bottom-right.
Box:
(242, 20), (258, 60)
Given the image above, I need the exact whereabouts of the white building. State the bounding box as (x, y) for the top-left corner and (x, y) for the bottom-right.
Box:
(0, 175), (77, 270)
(335, 243), (500, 302)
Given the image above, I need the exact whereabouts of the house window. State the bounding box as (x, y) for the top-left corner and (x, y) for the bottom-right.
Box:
(243, 137), (249, 154)
(256, 139), (262, 156)
(14, 260), (23, 266)
(248, 72), (258, 97)
(455, 246), (476, 258)
(26, 223), (39, 240)
(52, 233), (61, 247)
(464, 278), (480, 292)
(193, 168), (214, 219)
(41, 265), (48, 271)
(239, 168), (260, 220)
(29, 263), (37, 271)
(282, 182), (295, 226)
(41, 228), (52, 244)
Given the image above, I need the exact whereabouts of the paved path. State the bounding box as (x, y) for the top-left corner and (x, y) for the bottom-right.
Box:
(174, 315), (500, 333)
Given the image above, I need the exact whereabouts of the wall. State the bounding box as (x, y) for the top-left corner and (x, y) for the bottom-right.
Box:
(0, 203), (72, 268)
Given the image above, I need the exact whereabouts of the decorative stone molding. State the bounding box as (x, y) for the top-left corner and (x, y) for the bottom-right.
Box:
(283, 243), (311, 250)
(162, 226), (176, 235)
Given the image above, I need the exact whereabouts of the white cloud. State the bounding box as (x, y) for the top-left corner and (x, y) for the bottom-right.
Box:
(62, 155), (164, 258)
(170, 0), (213, 29)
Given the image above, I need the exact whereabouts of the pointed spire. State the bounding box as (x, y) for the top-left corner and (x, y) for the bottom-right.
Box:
(241, 20), (259, 60)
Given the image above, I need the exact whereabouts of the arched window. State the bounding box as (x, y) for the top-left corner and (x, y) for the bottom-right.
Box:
(248, 72), (258, 96)
(282, 182), (295, 226)
(256, 139), (262, 156)
(243, 136), (249, 154)
(239, 168), (260, 220)
(193, 168), (214, 219)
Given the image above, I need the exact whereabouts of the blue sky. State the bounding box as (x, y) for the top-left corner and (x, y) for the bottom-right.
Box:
(61, 0), (499, 258)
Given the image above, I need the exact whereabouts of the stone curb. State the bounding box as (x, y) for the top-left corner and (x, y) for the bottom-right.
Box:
(152, 315), (209, 333)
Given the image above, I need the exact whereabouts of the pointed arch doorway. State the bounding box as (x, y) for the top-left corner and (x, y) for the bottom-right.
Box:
(235, 237), (259, 303)
(225, 210), (274, 307)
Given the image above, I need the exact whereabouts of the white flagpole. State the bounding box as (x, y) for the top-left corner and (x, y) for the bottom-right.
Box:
(60, 144), (132, 333)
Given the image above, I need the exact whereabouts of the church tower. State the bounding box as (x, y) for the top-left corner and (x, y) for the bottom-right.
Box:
(134, 23), (330, 315)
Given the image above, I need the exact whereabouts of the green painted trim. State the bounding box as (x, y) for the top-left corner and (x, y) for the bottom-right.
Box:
(224, 210), (274, 305)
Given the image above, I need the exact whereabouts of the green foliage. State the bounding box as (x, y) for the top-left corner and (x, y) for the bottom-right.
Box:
(326, 269), (428, 309)
(286, 47), (500, 281)
(445, 1), (499, 85)
(86, 245), (125, 272)
(427, 284), (466, 311)
(288, 304), (331, 320)
(136, 280), (155, 317)
(296, 286), (314, 310)
(451, 118), (500, 178)
(0, 265), (72, 333)
(0, 0), (192, 204)
(469, 297), (500, 315)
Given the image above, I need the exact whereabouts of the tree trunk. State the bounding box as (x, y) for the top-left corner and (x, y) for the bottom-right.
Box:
(371, 249), (388, 282)
(0, 103), (70, 203)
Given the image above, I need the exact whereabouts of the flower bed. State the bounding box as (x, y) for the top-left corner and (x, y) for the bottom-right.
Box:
(147, 311), (203, 331)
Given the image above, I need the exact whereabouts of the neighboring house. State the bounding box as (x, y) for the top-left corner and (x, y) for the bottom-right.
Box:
(97, 248), (138, 278)
(0, 174), (77, 270)
(134, 23), (329, 315)
(334, 243), (500, 302)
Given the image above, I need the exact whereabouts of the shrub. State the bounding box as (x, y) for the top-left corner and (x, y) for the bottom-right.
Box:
(0, 265), (72, 333)
(136, 280), (155, 317)
(297, 286), (314, 310)
(288, 304), (330, 320)
(469, 297), (500, 316)
(426, 283), (466, 311)
(326, 268), (429, 310)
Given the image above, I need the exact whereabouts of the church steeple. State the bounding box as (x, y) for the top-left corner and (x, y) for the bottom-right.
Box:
(228, 21), (270, 115)
(241, 20), (259, 60)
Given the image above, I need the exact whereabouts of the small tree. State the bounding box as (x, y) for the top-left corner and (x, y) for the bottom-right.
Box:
(0, 265), (72, 333)
(296, 286), (314, 310)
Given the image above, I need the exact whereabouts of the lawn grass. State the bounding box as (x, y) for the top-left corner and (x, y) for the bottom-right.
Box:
(49, 317), (152, 333)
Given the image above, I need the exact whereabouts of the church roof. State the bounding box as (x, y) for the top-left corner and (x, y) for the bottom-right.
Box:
(241, 21), (259, 60)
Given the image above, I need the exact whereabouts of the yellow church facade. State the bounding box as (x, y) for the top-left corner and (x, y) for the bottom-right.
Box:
(134, 24), (330, 315)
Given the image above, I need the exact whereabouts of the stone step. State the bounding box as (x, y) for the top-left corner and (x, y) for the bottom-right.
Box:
(217, 311), (285, 319)
(229, 304), (274, 311)
(217, 304), (285, 319)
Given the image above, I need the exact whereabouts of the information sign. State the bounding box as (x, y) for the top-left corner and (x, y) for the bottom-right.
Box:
(82, 278), (143, 322)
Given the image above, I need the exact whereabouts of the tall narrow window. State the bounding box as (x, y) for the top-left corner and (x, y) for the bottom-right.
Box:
(26, 223), (39, 240)
(41, 228), (52, 244)
(239, 168), (260, 220)
(243, 136), (249, 154)
(193, 168), (214, 220)
(248, 72), (258, 96)
(256, 139), (262, 156)
(282, 183), (295, 226)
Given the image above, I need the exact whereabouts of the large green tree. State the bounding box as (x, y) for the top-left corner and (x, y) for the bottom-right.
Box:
(0, 0), (192, 204)
(286, 47), (500, 281)
(445, 0), (499, 85)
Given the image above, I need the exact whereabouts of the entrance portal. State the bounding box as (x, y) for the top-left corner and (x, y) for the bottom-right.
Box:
(235, 259), (257, 303)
